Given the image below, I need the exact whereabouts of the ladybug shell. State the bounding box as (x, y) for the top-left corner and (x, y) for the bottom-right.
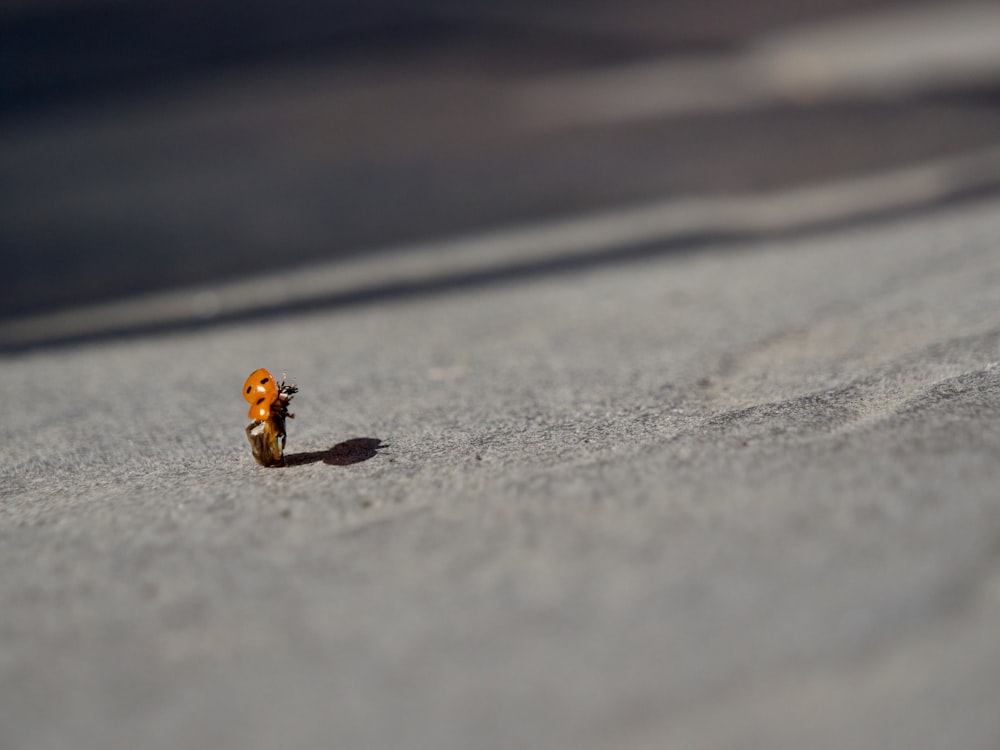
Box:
(243, 368), (279, 420)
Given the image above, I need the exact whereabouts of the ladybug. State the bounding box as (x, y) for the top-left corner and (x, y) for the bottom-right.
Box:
(242, 368), (298, 467)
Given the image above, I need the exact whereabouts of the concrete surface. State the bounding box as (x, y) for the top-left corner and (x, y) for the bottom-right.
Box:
(3, 192), (1000, 749)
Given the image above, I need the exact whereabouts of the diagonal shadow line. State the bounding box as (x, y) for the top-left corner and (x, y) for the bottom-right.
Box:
(2, 181), (1000, 355)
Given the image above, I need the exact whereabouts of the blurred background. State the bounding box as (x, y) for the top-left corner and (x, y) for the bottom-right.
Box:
(3, 0), (1000, 343)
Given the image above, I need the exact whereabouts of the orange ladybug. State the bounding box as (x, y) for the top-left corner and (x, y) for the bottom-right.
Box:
(242, 368), (297, 467)
(243, 367), (280, 420)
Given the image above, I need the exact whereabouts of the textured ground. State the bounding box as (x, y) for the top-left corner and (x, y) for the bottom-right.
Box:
(3, 194), (999, 750)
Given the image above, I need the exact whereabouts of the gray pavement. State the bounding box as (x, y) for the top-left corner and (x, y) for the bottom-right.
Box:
(3, 193), (1000, 749)
(5, 2), (1000, 747)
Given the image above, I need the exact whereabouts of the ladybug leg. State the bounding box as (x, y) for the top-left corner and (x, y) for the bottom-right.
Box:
(273, 414), (287, 451)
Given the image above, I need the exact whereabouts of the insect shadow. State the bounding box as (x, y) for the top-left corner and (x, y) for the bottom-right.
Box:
(283, 437), (386, 467)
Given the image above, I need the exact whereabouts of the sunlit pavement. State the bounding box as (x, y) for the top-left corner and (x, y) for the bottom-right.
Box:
(3, 3), (1000, 749)
(3, 190), (1000, 749)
